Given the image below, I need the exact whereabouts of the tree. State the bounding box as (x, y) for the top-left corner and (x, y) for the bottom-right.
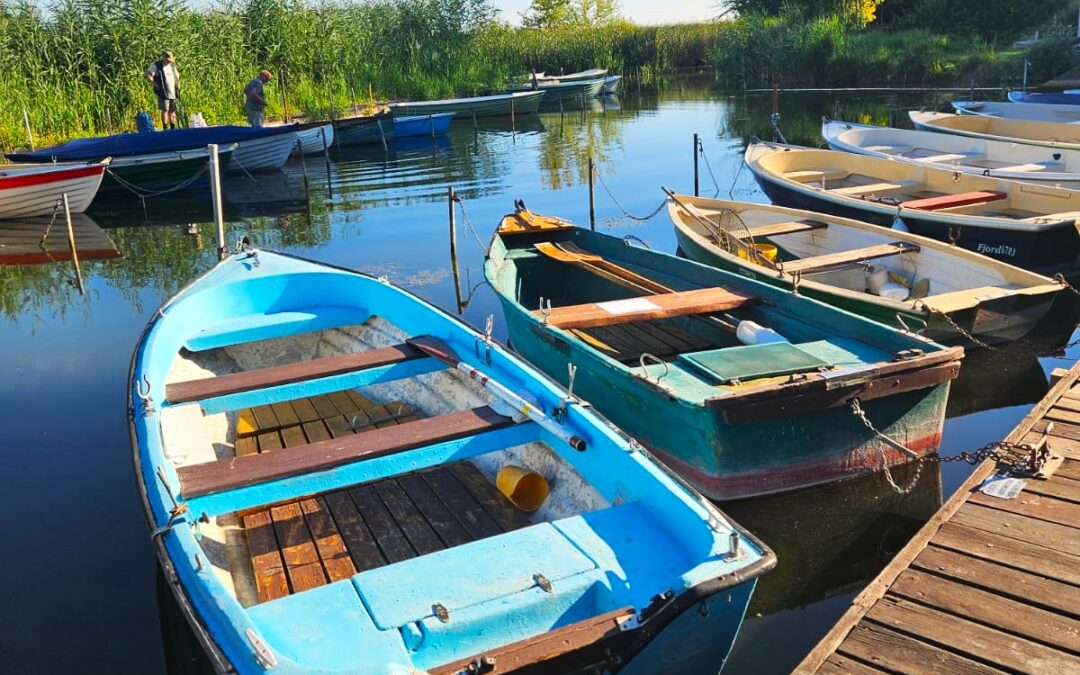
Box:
(521, 0), (620, 28)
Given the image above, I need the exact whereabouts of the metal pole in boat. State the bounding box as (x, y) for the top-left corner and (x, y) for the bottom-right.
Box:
(22, 108), (33, 150)
(61, 193), (85, 295)
(588, 153), (596, 232)
(208, 143), (226, 260)
(693, 133), (700, 197)
(448, 186), (464, 314)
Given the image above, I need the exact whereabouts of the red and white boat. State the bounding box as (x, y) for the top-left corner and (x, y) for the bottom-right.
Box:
(0, 159), (109, 218)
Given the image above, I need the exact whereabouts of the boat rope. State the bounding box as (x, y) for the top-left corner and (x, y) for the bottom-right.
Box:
(150, 502), (190, 541)
(913, 301), (999, 351)
(105, 163), (210, 200)
(595, 168), (666, 222)
(1053, 273), (1080, 297)
(696, 137), (722, 197)
(229, 154), (259, 183)
(455, 196), (488, 251)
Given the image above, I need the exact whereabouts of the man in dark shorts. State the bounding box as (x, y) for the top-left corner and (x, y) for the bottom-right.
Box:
(145, 51), (180, 129)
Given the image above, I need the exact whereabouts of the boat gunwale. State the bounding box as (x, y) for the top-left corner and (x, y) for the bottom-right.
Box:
(389, 89), (546, 108)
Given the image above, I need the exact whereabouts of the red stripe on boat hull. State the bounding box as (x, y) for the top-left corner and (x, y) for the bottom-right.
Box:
(645, 432), (944, 500)
(0, 165), (106, 190)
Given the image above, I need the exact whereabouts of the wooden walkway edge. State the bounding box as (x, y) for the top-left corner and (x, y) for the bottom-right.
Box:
(794, 363), (1080, 674)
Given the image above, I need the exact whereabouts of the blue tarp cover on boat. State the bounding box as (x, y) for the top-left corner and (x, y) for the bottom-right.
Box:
(6, 124), (298, 162)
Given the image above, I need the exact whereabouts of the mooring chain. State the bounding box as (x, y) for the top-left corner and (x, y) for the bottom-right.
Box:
(106, 163), (210, 199)
(1053, 273), (1080, 297)
(455, 196), (488, 252)
(849, 398), (1051, 494)
(37, 199), (62, 249)
(696, 137), (722, 197)
(914, 301), (999, 352)
(594, 168), (666, 222)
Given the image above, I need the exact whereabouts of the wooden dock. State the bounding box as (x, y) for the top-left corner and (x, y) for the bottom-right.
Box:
(794, 363), (1080, 674)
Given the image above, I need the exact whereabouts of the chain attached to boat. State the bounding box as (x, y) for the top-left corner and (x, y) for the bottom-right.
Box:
(849, 398), (1057, 494)
(594, 168), (666, 222)
(696, 136), (722, 197)
(454, 195), (488, 251)
(1053, 273), (1080, 297)
(915, 301), (997, 351)
(105, 163), (209, 200)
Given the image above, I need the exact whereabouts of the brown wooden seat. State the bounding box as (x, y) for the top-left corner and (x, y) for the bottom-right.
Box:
(734, 219), (829, 239)
(779, 242), (920, 274)
(178, 406), (515, 498)
(902, 190), (1006, 211)
(166, 342), (427, 404)
(535, 287), (759, 330)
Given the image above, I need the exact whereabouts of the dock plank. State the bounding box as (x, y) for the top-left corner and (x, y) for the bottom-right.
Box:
(818, 655), (886, 675)
(794, 360), (1080, 674)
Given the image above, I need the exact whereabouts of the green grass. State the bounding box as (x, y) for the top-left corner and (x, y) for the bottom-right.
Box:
(0, 1), (1050, 151)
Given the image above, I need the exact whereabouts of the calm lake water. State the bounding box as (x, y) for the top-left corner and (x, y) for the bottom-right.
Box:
(2, 76), (1075, 674)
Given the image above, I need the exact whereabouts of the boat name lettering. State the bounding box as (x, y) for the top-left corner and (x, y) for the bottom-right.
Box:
(975, 243), (1016, 257)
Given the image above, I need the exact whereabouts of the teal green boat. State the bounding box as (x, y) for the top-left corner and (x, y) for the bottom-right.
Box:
(389, 90), (545, 118)
(485, 206), (963, 500)
(100, 145), (235, 195)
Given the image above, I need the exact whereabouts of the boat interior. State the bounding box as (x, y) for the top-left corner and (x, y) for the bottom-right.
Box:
(670, 198), (1047, 307)
(914, 112), (1080, 146)
(491, 224), (927, 399)
(755, 147), (1080, 223)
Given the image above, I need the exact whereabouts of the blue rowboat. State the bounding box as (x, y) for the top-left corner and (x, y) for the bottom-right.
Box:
(130, 248), (774, 674)
(1008, 90), (1080, 105)
(392, 113), (455, 137)
(485, 207), (963, 500)
(7, 125), (299, 172)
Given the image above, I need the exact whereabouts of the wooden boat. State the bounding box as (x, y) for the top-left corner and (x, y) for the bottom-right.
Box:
(7, 125), (299, 173)
(822, 119), (1080, 189)
(0, 160), (107, 217)
(1008, 90), (1080, 105)
(745, 141), (1080, 275)
(507, 79), (605, 99)
(535, 68), (608, 83)
(130, 248), (774, 675)
(485, 206), (962, 499)
(952, 100), (1080, 123)
(392, 112), (455, 137)
(389, 91), (545, 119)
(332, 108), (395, 146)
(910, 110), (1080, 151)
(667, 194), (1065, 346)
(0, 213), (117, 264)
(602, 75), (622, 95)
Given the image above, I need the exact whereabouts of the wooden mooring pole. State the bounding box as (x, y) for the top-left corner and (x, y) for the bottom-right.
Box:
(693, 133), (700, 197)
(208, 143), (226, 259)
(321, 126), (333, 198)
(588, 153), (596, 231)
(448, 186), (464, 313)
(22, 108), (34, 150)
(61, 193), (84, 295)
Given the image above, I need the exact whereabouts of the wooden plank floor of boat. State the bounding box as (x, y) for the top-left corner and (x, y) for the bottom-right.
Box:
(794, 363), (1080, 674)
(234, 389), (532, 604)
(572, 318), (716, 363)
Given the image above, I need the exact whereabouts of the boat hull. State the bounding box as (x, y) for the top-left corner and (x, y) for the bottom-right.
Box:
(333, 114), (394, 146)
(392, 113), (455, 137)
(498, 300), (951, 501)
(230, 131), (298, 172)
(0, 163), (104, 217)
(602, 76), (622, 94)
(101, 150), (233, 194)
(390, 91), (545, 118)
(294, 124), (334, 155)
(508, 79), (605, 99)
(751, 171), (1080, 275)
(674, 226), (1057, 345)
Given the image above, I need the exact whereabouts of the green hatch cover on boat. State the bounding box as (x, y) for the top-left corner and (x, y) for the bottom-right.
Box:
(679, 342), (831, 384)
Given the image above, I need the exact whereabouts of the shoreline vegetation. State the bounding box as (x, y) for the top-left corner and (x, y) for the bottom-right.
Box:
(0, 0), (1076, 150)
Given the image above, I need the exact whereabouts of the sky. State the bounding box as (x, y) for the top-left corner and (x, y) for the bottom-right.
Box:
(494, 0), (717, 25)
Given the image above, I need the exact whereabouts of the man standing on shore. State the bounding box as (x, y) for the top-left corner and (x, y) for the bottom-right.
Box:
(145, 51), (180, 130)
(244, 70), (273, 127)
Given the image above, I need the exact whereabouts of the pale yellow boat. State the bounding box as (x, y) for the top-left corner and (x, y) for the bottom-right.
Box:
(909, 110), (1080, 151)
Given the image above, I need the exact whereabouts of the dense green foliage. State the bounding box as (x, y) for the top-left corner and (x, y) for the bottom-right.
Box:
(0, 0), (1074, 150)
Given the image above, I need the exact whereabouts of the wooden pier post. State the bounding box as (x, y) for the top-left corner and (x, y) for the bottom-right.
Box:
(321, 126), (333, 198)
(693, 133), (700, 197)
(208, 144), (226, 259)
(448, 186), (464, 313)
(296, 137), (309, 195)
(588, 154), (596, 232)
(61, 193), (84, 295)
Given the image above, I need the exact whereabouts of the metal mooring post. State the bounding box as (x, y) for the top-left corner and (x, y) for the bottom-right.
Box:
(208, 144), (226, 259)
(587, 154), (597, 231)
(693, 133), (700, 197)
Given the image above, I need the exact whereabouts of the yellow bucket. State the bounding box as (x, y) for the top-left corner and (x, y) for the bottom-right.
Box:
(496, 465), (549, 512)
(737, 243), (778, 264)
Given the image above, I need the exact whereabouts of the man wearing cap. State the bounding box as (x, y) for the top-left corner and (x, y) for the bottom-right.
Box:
(145, 51), (180, 129)
(243, 70), (273, 127)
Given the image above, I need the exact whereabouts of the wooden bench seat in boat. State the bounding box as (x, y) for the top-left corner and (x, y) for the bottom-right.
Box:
(166, 342), (427, 404)
(536, 287), (759, 330)
(915, 152), (969, 163)
(785, 169), (849, 183)
(779, 242), (920, 274)
(901, 190), (1006, 211)
(733, 219), (829, 239)
(177, 405), (515, 498)
(829, 181), (913, 197)
(995, 162), (1049, 173)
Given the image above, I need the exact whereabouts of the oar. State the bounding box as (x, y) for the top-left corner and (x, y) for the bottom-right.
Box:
(407, 336), (588, 452)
